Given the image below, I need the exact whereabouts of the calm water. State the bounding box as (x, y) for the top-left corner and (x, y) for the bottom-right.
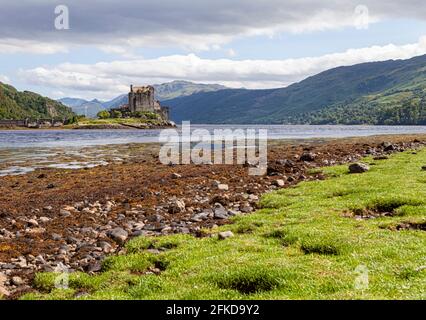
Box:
(1, 125), (426, 149)
(0, 125), (425, 176)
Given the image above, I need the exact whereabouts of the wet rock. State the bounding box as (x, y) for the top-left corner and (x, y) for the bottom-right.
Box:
(300, 152), (316, 162)
(168, 199), (186, 214)
(349, 163), (370, 174)
(108, 228), (128, 245)
(214, 204), (228, 219)
(218, 231), (234, 240)
(382, 142), (395, 151)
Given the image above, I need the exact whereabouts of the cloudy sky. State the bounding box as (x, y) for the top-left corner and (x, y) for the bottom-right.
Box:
(1, 0), (426, 100)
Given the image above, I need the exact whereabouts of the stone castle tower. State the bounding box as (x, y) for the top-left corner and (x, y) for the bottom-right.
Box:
(128, 85), (169, 119)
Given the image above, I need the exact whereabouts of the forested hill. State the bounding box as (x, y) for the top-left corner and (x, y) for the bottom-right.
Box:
(0, 82), (74, 120)
(165, 54), (426, 125)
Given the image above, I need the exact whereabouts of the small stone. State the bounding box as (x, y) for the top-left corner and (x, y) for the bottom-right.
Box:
(108, 228), (128, 245)
(240, 204), (253, 213)
(46, 183), (55, 189)
(218, 231), (234, 240)
(86, 262), (102, 273)
(51, 233), (62, 241)
(300, 152), (316, 162)
(171, 173), (182, 179)
(27, 219), (39, 227)
(217, 184), (229, 191)
(384, 144), (395, 152)
(39, 217), (50, 223)
(60, 209), (71, 217)
(349, 163), (370, 174)
(373, 155), (389, 160)
(273, 179), (285, 187)
(11, 276), (24, 286)
(97, 241), (113, 253)
(168, 199), (186, 214)
(147, 214), (163, 223)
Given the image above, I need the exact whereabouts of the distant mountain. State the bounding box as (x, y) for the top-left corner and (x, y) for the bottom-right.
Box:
(60, 80), (228, 117)
(58, 98), (105, 118)
(0, 82), (74, 120)
(165, 54), (426, 125)
(154, 80), (227, 101)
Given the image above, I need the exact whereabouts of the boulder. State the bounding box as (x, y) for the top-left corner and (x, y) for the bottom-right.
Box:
(214, 204), (228, 219)
(349, 163), (370, 174)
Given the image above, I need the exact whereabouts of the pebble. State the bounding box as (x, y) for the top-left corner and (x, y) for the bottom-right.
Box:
(27, 219), (39, 227)
(59, 209), (72, 217)
(217, 184), (229, 191)
(273, 179), (285, 187)
(108, 228), (128, 245)
(300, 152), (316, 162)
(11, 276), (24, 286)
(39, 217), (50, 223)
(168, 199), (186, 214)
(218, 231), (234, 240)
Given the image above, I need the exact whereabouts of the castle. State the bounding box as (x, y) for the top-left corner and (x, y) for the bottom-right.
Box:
(112, 85), (169, 120)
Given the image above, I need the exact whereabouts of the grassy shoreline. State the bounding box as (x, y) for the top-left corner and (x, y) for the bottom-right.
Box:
(23, 148), (426, 300)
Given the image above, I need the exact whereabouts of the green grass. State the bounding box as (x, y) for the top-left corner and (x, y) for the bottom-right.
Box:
(21, 149), (426, 300)
(65, 117), (163, 127)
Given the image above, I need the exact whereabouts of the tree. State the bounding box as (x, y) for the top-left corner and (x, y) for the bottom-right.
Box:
(97, 110), (110, 119)
(111, 110), (122, 118)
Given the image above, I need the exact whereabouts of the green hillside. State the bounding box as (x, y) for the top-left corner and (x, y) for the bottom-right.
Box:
(0, 82), (74, 120)
(166, 55), (426, 124)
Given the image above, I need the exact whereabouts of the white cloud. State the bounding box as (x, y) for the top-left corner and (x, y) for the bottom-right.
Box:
(227, 49), (237, 57)
(0, 38), (68, 54)
(0, 1), (424, 55)
(18, 36), (426, 99)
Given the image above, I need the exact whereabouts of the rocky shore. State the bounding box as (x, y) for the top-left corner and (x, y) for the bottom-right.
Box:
(0, 134), (425, 298)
